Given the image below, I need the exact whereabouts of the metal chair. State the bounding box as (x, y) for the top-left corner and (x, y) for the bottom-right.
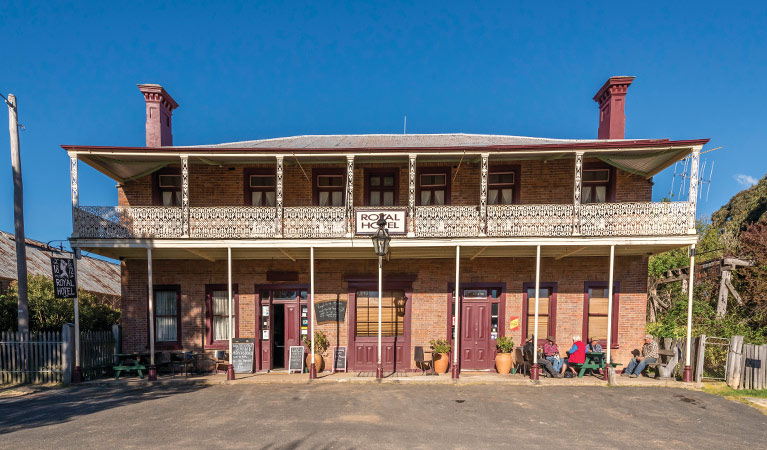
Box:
(514, 347), (528, 375)
(414, 346), (432, 374)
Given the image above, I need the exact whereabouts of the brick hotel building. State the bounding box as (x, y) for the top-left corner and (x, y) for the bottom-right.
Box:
(63, 77), (706, 377)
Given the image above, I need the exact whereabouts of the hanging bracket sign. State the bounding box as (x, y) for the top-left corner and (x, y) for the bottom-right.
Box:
(355, 210), (407, 235)
(51, 257), (78, 299)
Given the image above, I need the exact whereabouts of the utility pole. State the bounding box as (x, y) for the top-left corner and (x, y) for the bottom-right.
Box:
(6, 93), (28, 333)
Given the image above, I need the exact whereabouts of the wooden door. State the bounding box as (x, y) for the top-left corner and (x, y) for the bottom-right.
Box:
(284, 303), (300, 361)
(461, 302), (490, 370)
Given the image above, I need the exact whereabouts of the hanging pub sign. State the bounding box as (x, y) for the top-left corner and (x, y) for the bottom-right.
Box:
(355, 210), (407, 235)
(51, 257), (77, 299)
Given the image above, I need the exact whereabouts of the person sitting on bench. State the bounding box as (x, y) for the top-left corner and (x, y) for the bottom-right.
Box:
(562, 335), (586, 376)
(585, 336), (603, 353)
(543, 336), (563, 374)
(523, 335), (560, 378)
(623, 335), (658, 378)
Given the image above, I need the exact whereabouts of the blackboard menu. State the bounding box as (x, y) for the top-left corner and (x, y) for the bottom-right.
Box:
(333, 347), (347, 372)
(314, 300), (347, 324)
(288, 346), (305, 374)
(232, 338), (255, 373)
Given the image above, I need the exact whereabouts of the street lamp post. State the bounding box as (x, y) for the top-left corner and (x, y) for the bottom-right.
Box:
(371, 216), (391, 380)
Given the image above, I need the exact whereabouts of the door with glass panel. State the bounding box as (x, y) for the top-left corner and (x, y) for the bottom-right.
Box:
(452, 287), (503, 370)
(257, 288), (309, 371)
(351, 290), (409, 371)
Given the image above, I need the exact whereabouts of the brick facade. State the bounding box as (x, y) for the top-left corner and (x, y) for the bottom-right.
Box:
(121, 254), (648, 371)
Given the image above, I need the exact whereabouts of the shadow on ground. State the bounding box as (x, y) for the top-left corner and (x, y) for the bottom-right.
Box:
(0, 382), (209, 435)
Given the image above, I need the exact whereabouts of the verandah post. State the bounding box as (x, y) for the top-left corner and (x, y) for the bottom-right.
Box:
(479, 153), (489, 236)
(407, 154), (416, 237)
(606, 244), (615, 382)
(181, 155), (189, 237)
(531, 245), (541, 380)
(452, 245), (460, 380)
(572, 152), (583, 236)
(309, 246), (316, 379)
(345, 155), (354, 237)
(275, 156), (284, 237)
(227, 247), (235, 380)
(147, 247), (157, 381)
(683, 244), (696, 382)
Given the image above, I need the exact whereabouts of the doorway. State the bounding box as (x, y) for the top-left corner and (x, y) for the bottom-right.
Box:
(272, 304), (285, 368)
(449, 284), (505, 371)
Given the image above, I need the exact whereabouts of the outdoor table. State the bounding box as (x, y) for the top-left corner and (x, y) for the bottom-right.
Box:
(170, 351), (199, 377)
(113, 353), (147, 379)
(569, 352), (621, 378)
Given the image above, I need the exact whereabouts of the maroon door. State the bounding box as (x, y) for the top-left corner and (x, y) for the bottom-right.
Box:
(283, 303), (300, 363)
(461, 302), (490, 370)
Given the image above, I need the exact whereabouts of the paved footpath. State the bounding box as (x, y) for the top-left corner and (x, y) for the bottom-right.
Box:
(1, 383), (764, 449)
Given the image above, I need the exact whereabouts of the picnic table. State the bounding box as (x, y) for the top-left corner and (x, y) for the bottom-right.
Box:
(113, 352), (161, 379)
(568, 352), (622, 378)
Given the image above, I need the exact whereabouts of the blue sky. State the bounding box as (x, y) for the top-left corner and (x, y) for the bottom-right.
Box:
(1, 1), (766, 248)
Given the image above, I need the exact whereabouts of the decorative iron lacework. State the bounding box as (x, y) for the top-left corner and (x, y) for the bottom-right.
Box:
(580, 202), (690, 236)
(414, 206), (481, 237)
(573, 152), (583, 235)
(486, 204), (574, 237)
(74, 206), (183, 238)
(283, 207), (347, 238)
(189, 207), (277, 238)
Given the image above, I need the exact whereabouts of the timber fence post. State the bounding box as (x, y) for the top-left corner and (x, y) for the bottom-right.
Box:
(62, 323), (74, 384)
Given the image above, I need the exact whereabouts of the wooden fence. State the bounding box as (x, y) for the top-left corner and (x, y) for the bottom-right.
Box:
(727, 336), (767, 390)
(1, 326), (117, 385)
(0, 331), (63, 384)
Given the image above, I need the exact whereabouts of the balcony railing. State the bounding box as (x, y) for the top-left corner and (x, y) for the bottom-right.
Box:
(72, 201), (692, 240)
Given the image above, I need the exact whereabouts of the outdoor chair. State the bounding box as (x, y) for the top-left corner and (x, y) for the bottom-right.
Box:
(414, 346), (432, 374)
(514, 347), (528, 375)
(214, 350), (228, 374)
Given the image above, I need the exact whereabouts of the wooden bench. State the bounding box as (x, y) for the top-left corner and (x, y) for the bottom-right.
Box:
(646, 349), (678, 379)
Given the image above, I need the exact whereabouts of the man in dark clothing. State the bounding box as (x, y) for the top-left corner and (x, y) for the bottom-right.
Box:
(523, 335), (560, 378)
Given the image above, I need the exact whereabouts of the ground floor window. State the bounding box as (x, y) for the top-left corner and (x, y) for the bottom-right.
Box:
(355, 290), (406, 337)
(205, 285), (239, 347)
(583, 282), (620, 348)
(153, 286), (180, 348)
(521, 283), (557, 345)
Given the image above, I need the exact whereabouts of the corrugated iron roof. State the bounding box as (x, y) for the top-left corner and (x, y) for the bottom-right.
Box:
(0, 231), (120, 297)
(191, 133), (608, 149)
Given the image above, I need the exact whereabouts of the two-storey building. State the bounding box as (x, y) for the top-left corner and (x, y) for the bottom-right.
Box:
(64, 77), (706, 379)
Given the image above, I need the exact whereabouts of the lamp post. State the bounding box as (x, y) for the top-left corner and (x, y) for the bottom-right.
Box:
(371, 216), (391, 379)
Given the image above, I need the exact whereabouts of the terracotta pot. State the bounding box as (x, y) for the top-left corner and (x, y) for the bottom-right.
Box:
(495, 352), (513, 374)
(433, 352), (450, 374)
(306, 353), (325, 373)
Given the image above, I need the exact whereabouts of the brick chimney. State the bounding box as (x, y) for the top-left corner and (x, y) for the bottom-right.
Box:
(138, 84), (179, 147)
(593, 76), (634, 139)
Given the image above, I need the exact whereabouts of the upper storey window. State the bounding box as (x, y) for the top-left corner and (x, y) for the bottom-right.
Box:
(313, 170), (345, 206)
(488, 166), (520, 205)
(245, 170), (276, 207)
(367, 170), (397, 206)
(418, 167), (450, 206)
(581, 169), (610, 204)
(158, 174), (182, 206)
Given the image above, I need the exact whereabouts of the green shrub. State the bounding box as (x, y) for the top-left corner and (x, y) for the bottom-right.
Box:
(496, 336), (515, 353)
(0, 275), (120, 332)
(303, 330), (330, 353)
(430, 338), (451, 354)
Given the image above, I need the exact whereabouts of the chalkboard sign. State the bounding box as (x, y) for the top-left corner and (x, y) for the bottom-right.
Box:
(746, 358), (762, 369)
(51, 257), (78, 299)
(232, 338), (255, 373)
(314, 300), (347, 324)
(288, 346), (305, 374)
(332, 346), (347, 373)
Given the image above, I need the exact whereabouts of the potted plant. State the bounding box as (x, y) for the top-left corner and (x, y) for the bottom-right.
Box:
(430, 338), (451, 374)
(495, 336), (515, 374)
(304, 331), (329, 373)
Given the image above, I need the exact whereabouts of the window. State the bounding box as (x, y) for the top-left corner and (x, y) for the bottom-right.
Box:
(158, 174), (182, 206)
(521, 283), (557, 345)
(245, 170), (276, 206)
(205, 285), (239, 347)
(355, 290), (406, 337)
(488, 166), (519, 205)
(417, 168), (450, 205)
(581, 166), (612, 204)
(313, 170), (345, 206)
(583, 282), (619, 349)
(366, 170), (397, 206)
(153, 286), (180, 348)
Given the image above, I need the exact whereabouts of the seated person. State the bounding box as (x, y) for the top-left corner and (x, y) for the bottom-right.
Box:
(623, 335), (659, 378)
(523, 335), (560, 378)
(562, 335), (586, 376)
(585, 337), (604, 375)
(543, 336), (563, 373)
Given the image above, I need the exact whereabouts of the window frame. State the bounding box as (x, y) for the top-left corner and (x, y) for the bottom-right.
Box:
(521, 282), (558, 347)
(149, 284), (182, 350)
(416, 166), (451, 206)
(581, 162), (616, 204)
(312, 168), (346, 206)
(582, 281), (620, 349)
(488, 164), (521, 205)
(364, 168), (399, 206)
(152, 168), (182, 207)
(205, 284), (240, 349)
(244, 168), (277, 207)
(353, 289), (407, 338)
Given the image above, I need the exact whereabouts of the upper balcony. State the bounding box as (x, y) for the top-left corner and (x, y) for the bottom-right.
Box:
(64, 135), (707, 242)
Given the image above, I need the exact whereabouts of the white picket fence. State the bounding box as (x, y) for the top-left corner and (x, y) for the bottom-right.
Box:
(0, 326), (118, 385)
(0, 330), (63, 384)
